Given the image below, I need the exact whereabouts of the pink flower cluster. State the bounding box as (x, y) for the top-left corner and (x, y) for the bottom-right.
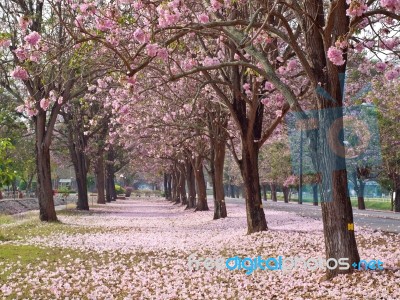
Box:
(145, 43), (168, 61)
(10, 66), (29, 80)
(210, 0), (223, 11)
(198, 14), (209, 23)
(346, 0), (368, 17)
(202, 56), (220, 67)
(0, 38), (11, 48)
(375, 62), (387, 72)
(18, 16), (31, 31)
(380, 0), (400, 12)
(24, 31), (41, 46)
(327, 46), (345, 66)
(157, 5), (181, 28)
(133, 28), (148, 43)
(385, 68), (400, 81)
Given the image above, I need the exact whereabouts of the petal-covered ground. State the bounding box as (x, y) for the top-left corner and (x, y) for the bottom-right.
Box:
(0, 198), (399, 300)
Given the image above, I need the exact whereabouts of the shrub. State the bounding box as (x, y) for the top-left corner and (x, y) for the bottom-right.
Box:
(115, 184), (126, 195)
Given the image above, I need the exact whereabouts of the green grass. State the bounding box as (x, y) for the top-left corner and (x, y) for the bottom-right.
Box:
(0, 208), (157, 299)
(0, 207), (112, 243)
(350, 200), (392, 211)
(0, 214), (14, 225)
(274, 195), (393, 211)
(0, 244), (81, 282)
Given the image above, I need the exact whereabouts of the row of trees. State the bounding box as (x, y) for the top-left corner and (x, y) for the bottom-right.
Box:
(0, 0), (399, 279)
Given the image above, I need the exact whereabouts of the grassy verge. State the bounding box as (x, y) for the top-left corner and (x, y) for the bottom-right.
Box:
(273, 196), (393, 211)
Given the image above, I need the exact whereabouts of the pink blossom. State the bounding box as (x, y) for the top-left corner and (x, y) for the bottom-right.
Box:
(146, 43), (159, 56)
(211, 0), (223, 11)
(203, 56), (220, 66)
(364, 41), (375, 48)
(18, 16), (30, 31)
(126, 76), (136, 86)
(40, 98), (50, 111)
(29, 52), (41, 63)
(11, 66), (29, 80)
(327, 47), (345, 66)
(24, 31), (41, 46)
(133, 28), (147, 43)
(375, 62), (387, 72)
(182, 58), (197, 70)
(335, 39), (348, 49)
(354, 43), (365, 52)
(27, 107), (38, 117)
(0, 38), (11, 48)
(16, 105), (25, 113)
(13, 48), (28, 61)
(157, 8), (180, 27)
(385, 69), (400, 80)
(243, 83), (251, 91)
(381, 38), (399, 50)
(380, 0), (400, 12)
(133, 1), (144, 9)
(284, 175), (298, 187)
(198, 14), (209, 23)
(79, 3), (95, 15)
(286, 60), (298, 72)
(264, 82), (275, 91)
(346, 0), (368, 16)
(75, 15), (84, 27)
(96, 18), (114, 31)
(275, 110), (283, 117)
(156, 48), (169, 62)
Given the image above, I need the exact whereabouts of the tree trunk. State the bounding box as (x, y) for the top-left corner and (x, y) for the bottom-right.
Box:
(282, 186), (289, 203)
(262, 184), (268, 201)
(171, 168), (179, 203)
(68, 139), (89, 210)
(230, 184), (235, 198)
(74, 153), (89, 210)
(395, 187), (400, 213)
(240, 141), (268, 234)
(270, 183), (277, 202)
(301, 0), (360, 278)
(194, 157), (209, 211)
(313, 105), (360, 278)
(36, 116), (57, 222)
(235, 186), (240, 198)
(95, 153), (106, 204)
(65, 112), (89, 210)
(164, 173), (170, 200)
(213, 138), (227, 219)
(167, 173), (172, 201)
(179, 167), (187, 205)
(105, 149), (117, 202)
(186, 162), (196, 209)
(313, 184), (318, 206)
(175, 170), (181, 204)
(357, 180), (366, 210)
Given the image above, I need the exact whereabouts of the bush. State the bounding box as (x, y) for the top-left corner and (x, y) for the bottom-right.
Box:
(19, 181), (27, 191)
(58, 186), (71, 195)
(115, 184), (126, 195)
